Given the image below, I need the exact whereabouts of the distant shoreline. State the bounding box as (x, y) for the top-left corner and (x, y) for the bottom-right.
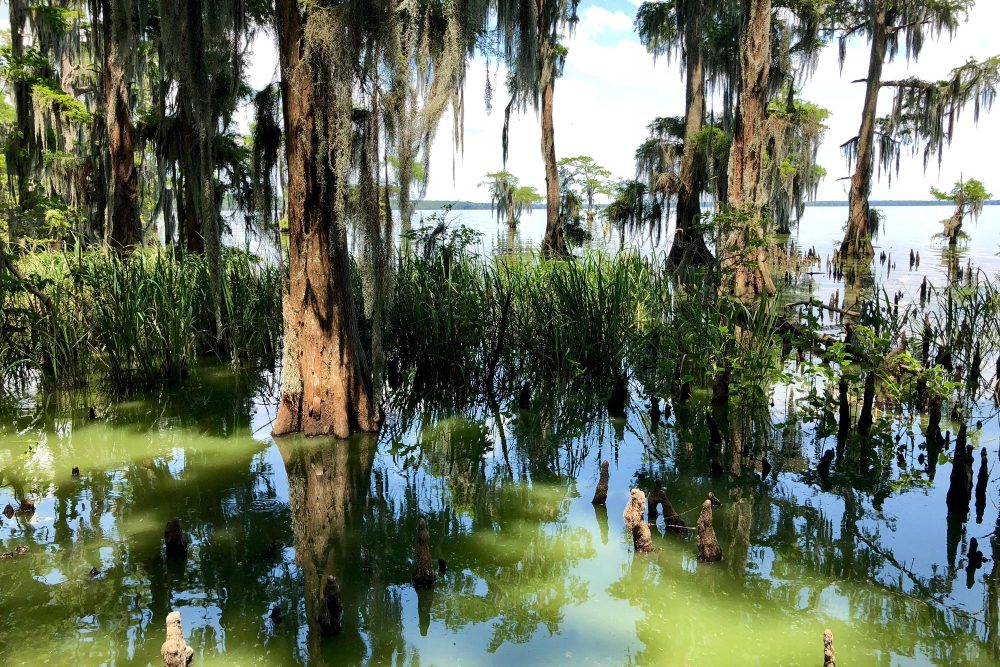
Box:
(411, 199), (999, 211)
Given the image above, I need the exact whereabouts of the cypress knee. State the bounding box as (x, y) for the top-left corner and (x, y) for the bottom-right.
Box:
(946, 424), (973, 514)
(857, 371), (876, 435)
(164, 518), (188, 558)
(976, 446), (989, 522)
(823, 629), (835, 667)
(711, 367), (731, 404)
(648, 480), (687, 533)
(318, 575), (343, 635)
(412, 518), (436, 587)
(623, 489), (655, 554)
(696, 499), (722, 562)
(838, 377), (851, 438)
(608, 377), (628, 417)
(592, 460), (610, 505)
(161, 611), (194, 667)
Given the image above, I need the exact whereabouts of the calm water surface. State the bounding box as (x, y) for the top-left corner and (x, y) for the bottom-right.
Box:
(3, 205), (1000, 666)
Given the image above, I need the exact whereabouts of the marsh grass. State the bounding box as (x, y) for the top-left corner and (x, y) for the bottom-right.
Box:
(8, 240), (995, 417)
(384, 249), (789, 405)
(1, 248), (282, 391)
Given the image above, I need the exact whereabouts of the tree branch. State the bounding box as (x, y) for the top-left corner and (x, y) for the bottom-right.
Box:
(0, 240), (57, 318)
(887, 20), (930, 35)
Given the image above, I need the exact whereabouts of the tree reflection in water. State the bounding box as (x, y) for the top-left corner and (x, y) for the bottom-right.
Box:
(1, 367), (999, 666)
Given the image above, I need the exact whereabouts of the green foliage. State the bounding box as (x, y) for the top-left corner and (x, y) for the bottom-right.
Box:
(480, 171), (541, 228)
(930, 177), (991, 209)
(29, 6), (79, 36)
(557, 155), (612, 217)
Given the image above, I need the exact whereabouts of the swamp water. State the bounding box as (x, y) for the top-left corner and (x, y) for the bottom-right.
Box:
(3, 205), (1000, 666)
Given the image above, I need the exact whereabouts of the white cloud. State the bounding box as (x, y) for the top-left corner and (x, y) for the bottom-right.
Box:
(576, 7), (634, 40)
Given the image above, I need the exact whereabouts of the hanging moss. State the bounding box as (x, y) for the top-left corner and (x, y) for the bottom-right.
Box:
(31, 78), (92, 124)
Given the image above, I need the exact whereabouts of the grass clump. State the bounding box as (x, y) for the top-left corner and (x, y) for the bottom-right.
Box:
(1, 247), (282, 391)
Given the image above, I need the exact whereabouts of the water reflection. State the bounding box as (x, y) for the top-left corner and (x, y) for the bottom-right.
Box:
(2, 361), (1000, 665)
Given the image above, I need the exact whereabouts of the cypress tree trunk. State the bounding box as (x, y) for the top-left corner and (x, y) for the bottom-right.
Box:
(8, 0), (37, 241)
(539, 44), (566, 257)
(273, 0), (380, 438)
(669, 0), (712, 267)
(721, 0), (775, 297)
(102, 0), (142, 252)
(177, 103), (204, 254)
(842, 0), (886, 260)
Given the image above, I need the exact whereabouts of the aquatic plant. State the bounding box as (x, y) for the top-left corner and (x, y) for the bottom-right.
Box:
(0, 247), (281, 391)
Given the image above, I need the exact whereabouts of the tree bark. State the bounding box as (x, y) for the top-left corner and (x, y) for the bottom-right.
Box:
(8, 0), (37, 241)
(274, 0), (379, 438)
(102, 0), (142, 252)
(720, 0), (775, 297)
(842, 0), (887, 260)
(539, 37), (566, 257)
(669, 0), (712, 267)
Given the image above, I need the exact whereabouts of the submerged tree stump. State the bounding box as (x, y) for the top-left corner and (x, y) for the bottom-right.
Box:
(823, 629), (836, 667)
(411, 518), (436, 587)
(623, 489), (655, 554)
(648, 480), (687, 533)
(161, 611), (194, 667)
(592, 461), (610, 505)
(318, 575), (343, 635)
(164, 518), (188, 558)
(696, 499), (722, 562)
